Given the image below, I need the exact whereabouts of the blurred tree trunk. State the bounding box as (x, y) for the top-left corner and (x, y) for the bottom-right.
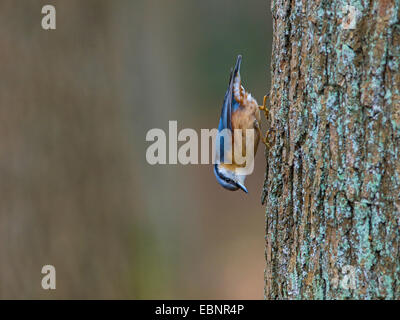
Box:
(263, 0), (400, 299)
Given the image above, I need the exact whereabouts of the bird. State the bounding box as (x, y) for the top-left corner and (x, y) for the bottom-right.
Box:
(214, 55), (269, 193)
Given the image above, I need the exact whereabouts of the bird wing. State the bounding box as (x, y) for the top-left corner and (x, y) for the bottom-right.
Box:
(217, 56), (242, 164)
(218, 55), (242, 132)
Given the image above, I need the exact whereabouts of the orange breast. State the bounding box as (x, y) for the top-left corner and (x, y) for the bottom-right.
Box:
(229, 107), (260, 167)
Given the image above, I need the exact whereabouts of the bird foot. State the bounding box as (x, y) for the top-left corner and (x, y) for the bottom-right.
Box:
(262, 131), (270, 149)
(258, 94), (270, 148)
(254, 119), (270, 148)
(259, 94), (269, 120)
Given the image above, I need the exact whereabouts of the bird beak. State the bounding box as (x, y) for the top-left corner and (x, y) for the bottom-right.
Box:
(236, 181), (248, 194)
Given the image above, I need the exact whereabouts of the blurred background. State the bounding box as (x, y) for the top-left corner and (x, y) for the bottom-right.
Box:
(0, 0), (272, 299)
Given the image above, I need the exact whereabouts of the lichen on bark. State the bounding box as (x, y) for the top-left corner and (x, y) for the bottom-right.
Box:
(263, 0), (400, 299)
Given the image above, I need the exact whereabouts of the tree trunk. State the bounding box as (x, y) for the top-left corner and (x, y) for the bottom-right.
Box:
(263, 0), (400, 299)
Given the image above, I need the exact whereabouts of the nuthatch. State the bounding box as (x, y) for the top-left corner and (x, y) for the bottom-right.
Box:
(214, 55), (269, 193)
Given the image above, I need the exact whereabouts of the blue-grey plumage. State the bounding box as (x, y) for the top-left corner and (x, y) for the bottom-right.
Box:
(214, 55), (264, 193)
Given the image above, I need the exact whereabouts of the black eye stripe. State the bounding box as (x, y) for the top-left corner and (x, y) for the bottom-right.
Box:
(214, 164), (236, 186)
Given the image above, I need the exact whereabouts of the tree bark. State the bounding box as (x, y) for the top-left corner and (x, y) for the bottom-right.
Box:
(263, 0), (400, 299)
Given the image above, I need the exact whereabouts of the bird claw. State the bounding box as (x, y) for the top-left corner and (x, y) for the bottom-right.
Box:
(262, 131), (270, 149)
(259, 94), (269, 120)
(258, 94), (271, 148)
(254, 118), (270, 149)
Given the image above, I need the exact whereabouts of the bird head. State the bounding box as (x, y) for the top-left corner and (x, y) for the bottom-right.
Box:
(214, 164), (248, 193)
